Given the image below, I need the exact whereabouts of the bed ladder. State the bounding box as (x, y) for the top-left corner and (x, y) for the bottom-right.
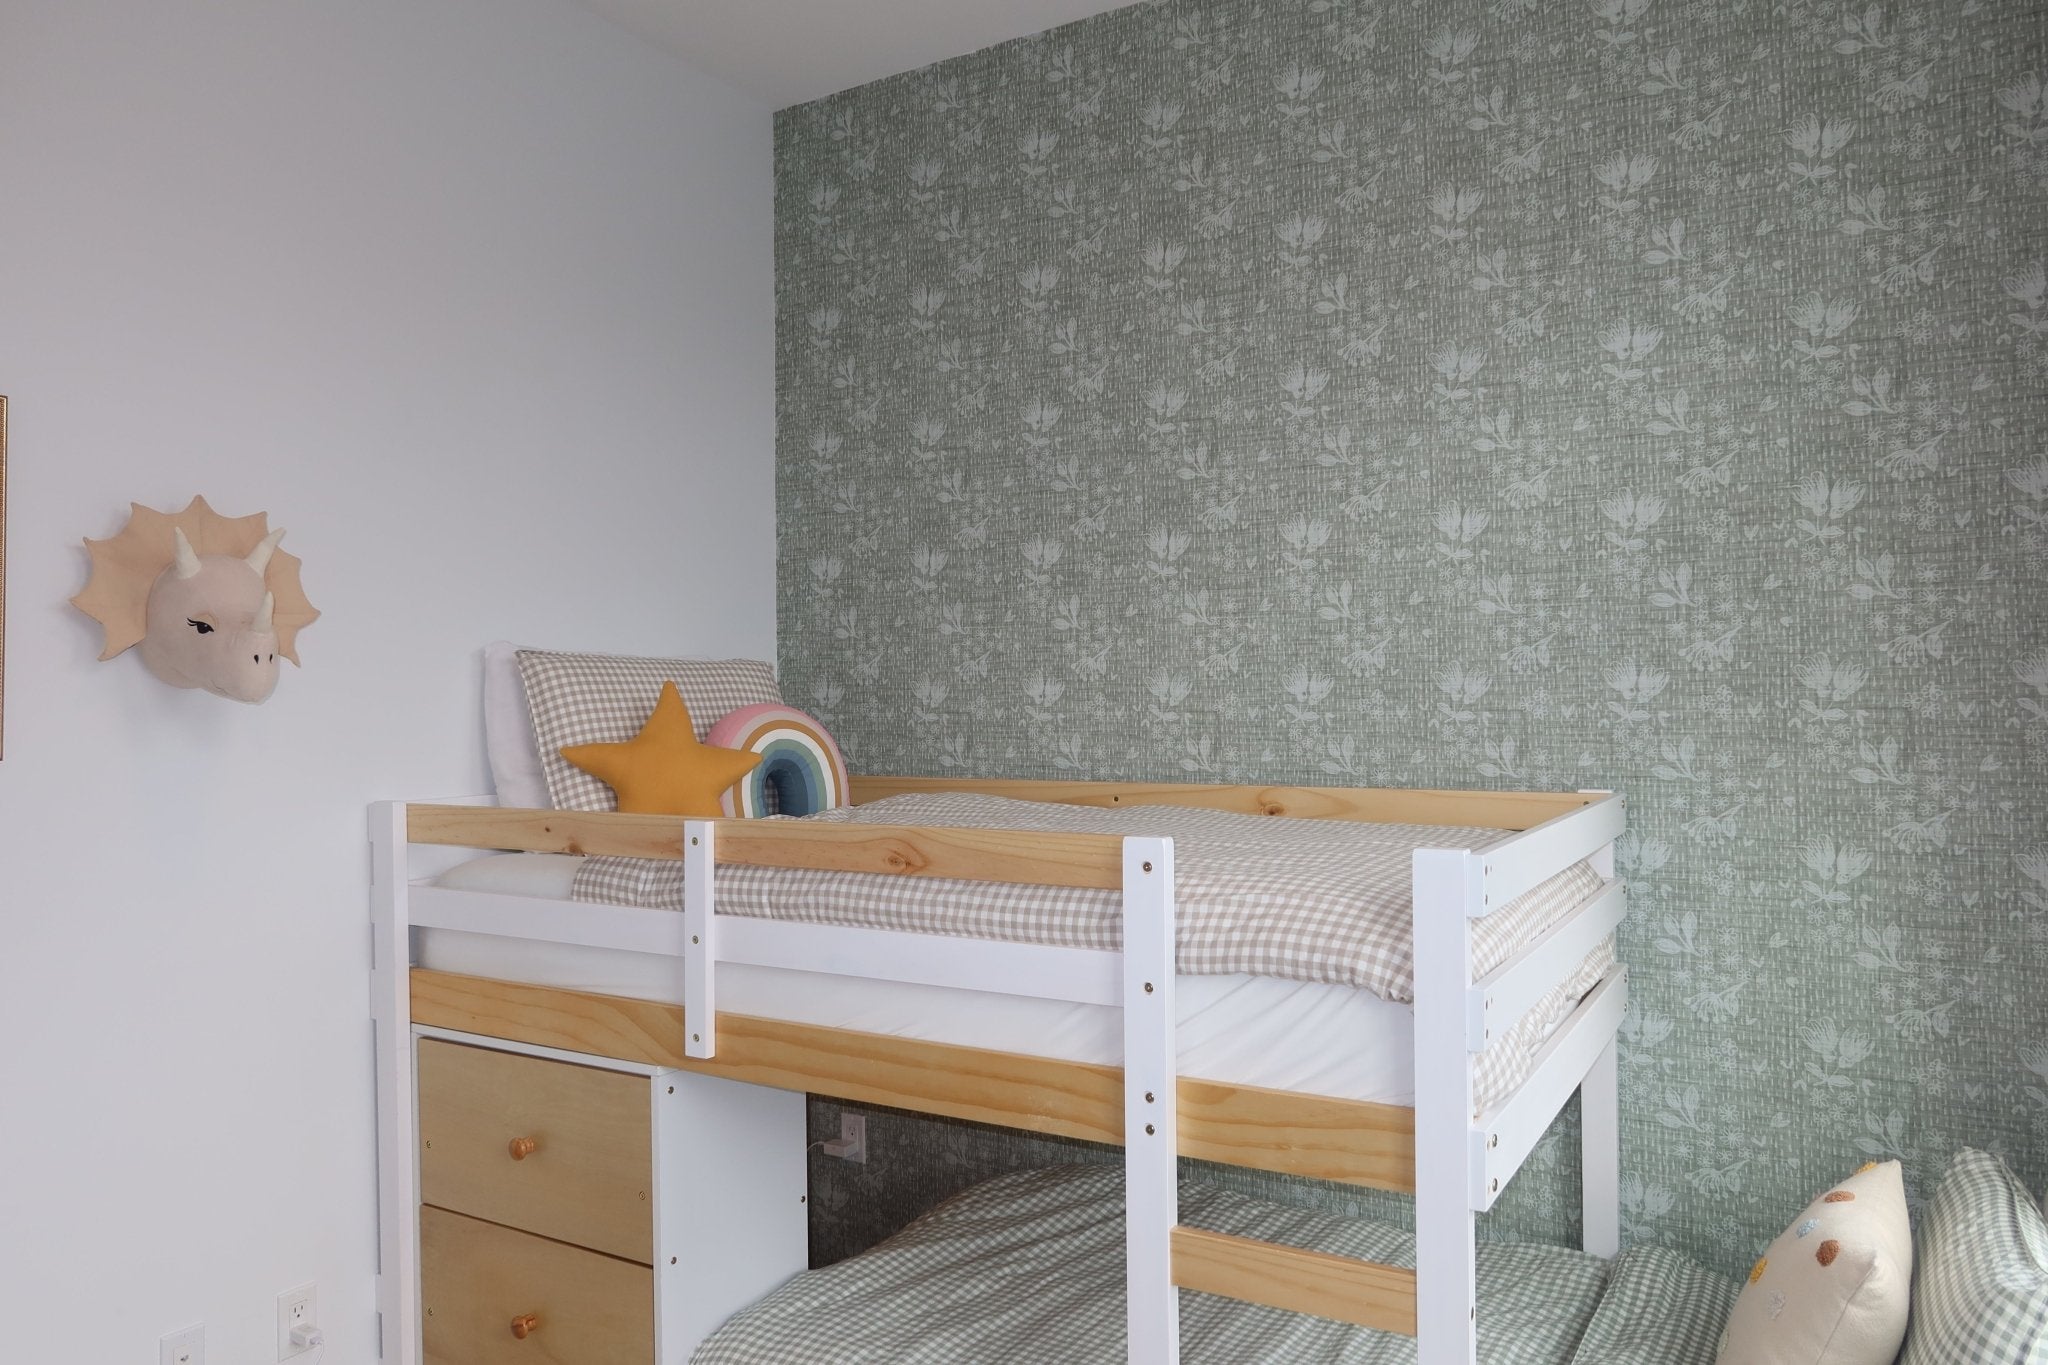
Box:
(1121, 836), (1422, 1363)
(1129, 823), (1626, 1365)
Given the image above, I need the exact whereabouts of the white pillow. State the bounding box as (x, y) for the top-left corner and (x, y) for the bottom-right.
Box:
(483, 642), (550, 809)
(1715, 1159), (1912, 1365)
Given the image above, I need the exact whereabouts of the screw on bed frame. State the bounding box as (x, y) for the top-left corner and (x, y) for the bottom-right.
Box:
(1143, 982), (1155, 993)
(1145, 1091), (1155, 1103)
(1142, 861), (1153, 872)
(691, 935), (700, 945)
(692, 1033), (701, 1042)
(1145, 1124), (1156, 1136)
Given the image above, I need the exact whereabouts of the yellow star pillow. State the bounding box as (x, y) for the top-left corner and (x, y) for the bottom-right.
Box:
(560, 682), (763, 816)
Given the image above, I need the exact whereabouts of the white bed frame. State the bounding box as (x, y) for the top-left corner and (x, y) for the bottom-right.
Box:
(370, 781), (1627, 1365)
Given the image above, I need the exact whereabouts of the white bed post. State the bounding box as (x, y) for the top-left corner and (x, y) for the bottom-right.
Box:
(369, 801), (418, 1363)
(1582, 1037), (1621, 1258)
(683, 819), (717, 1059)
(1123, 836), (1178, 1365)
(1581, 793), (1622, 1260)
(1412, 847), (1481, 1365)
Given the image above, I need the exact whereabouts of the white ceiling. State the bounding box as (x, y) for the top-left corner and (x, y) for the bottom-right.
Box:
(572, 0), (1127, 107)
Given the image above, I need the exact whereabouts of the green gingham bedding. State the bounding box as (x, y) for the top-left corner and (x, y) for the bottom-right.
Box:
(577, 794), (1613, 1114)
(1899, 1148), (2048, 1364)
(694, 1165), (1625, 1365)
(1566, 1245), (1737, 1365)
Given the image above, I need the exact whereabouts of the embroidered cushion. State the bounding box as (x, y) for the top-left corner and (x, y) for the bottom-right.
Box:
(516, 649), (780, 811)
(1714, 1159), (1911, 1365)
(1898, 1148), (2048, 1365)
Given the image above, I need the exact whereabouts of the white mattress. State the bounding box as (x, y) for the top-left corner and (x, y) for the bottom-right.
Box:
(418, 853), (1427, 1105)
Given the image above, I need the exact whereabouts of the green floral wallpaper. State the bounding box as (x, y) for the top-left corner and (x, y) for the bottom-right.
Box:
(775, 0), (2048, 1275)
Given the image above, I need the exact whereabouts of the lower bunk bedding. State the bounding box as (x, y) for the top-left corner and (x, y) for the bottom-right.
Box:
(691, 1165), (1736, 1365)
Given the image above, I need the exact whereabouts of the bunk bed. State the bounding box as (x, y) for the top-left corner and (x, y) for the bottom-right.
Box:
(370, 775), (1631, 1365)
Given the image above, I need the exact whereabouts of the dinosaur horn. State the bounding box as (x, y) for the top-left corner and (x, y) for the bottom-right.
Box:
(253, 591), (275, 635)
(172, 527), (202, 579)
(246, 527), (286, 577)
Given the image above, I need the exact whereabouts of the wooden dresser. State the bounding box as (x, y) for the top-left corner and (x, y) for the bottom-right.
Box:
(410, 1035), (806, 1363)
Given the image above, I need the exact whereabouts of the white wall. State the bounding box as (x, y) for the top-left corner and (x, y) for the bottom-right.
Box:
(0, 2), (771, 1358)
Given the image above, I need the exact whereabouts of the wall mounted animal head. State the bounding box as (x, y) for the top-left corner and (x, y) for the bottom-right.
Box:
(72, 496), (319, 704)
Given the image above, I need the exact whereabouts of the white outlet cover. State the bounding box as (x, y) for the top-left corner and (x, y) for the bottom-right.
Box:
(276, 1282), (317, 1359)
(160, 1324), (204, 1365)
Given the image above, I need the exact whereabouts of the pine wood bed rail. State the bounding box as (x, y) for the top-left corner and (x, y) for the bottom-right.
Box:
(406, 807), (1126, 888)
(408, 968), (1419, 1191)
(402, 777), (1605, 868)
(851, 776), (1597, 831)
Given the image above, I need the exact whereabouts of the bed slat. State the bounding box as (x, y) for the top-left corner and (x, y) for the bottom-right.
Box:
(1170, 1227), (1418, 1335)
(1466, 878), (1627, 1052)
(1470, 968), (1630, 1211)
(1474, 795), (1625, 914)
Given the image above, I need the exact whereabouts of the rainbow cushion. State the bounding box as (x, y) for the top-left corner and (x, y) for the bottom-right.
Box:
(705, 704), (850, 818)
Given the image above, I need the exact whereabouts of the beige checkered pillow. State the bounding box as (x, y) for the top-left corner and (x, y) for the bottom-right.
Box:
(515, 650), (781, 811)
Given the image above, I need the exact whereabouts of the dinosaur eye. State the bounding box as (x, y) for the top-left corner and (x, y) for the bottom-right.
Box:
(186, 618), (214, 635)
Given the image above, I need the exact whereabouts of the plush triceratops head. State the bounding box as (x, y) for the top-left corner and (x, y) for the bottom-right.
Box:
(139, 527), (286, 703)
(72, 495), (319, 705)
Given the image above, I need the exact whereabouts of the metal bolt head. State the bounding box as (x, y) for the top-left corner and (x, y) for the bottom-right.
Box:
(690, 836), (699, 846)
(692, 1032), (701, 1042)
(1142, 860), (1153, 873)
(1144, 1091), (1155, 1104)
(1145, 1123), (1156, 1136)
(691, 934), (700, 945)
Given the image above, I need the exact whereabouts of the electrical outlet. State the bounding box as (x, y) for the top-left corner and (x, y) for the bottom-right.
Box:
(160, 1324), (204, 1365)
(822, 1111), (867, 1164)
(276, 1282), (317, 1359)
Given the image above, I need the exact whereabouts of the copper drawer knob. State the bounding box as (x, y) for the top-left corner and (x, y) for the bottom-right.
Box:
(507, 1136), (539, 1161)
(510, 1312), (540, 1339)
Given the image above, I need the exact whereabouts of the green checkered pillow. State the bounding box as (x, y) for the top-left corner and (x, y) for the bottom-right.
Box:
(1898, 1148), (2048, 1364)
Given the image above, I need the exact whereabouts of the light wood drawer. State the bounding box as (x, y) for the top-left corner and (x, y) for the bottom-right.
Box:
(418, 1039), (652, 1263)
(421, 1205), (653, 1365)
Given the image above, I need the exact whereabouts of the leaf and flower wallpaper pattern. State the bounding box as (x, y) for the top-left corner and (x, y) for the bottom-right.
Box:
(775, 0), (2048, 1274)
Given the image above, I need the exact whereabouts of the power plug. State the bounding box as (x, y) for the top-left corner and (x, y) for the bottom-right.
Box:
(822, 1112), (867, 1164)
(276, 1282), (319, 1359)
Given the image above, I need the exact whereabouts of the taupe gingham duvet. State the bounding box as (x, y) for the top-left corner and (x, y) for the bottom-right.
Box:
(693, 1164), (1733, 1365)
(573, 793), (1614, 1114)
